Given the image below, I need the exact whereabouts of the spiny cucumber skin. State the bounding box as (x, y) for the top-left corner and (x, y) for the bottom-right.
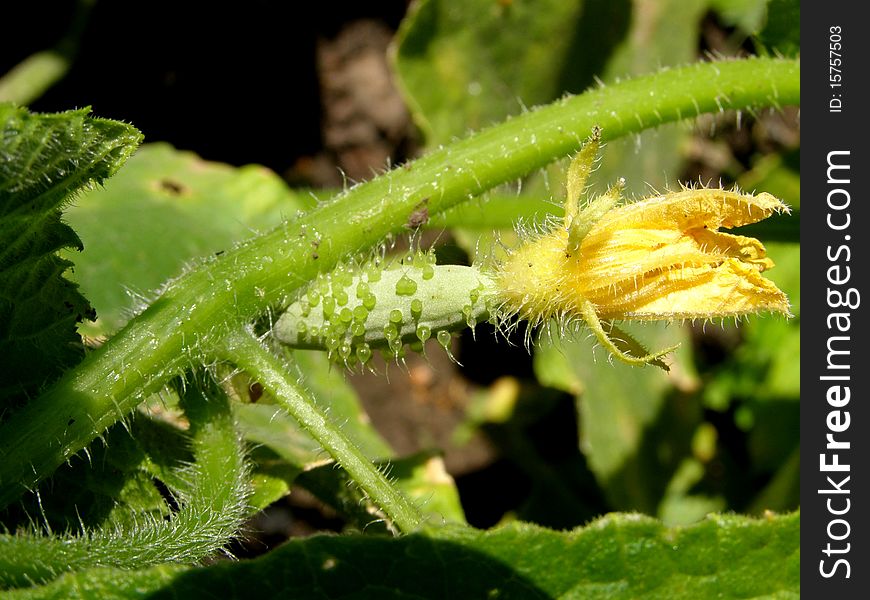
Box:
(274, 256), (495, 363)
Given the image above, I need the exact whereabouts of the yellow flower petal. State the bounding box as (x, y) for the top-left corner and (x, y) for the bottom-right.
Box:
(577, 188), (790, 319)
(496, 187), (792, 325)
(589, 259), (792, 320)
(590, 188), (788, 232)
(494, 137), (793, 368)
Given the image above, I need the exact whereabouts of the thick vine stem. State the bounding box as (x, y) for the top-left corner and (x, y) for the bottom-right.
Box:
(0, 58), (800, 507)
(217, 327), (424, 533)
(0, 374), (250, 588)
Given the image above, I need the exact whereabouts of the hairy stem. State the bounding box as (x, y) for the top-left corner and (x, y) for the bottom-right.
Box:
(218, 328), (423, 533)
(0, 57), (800, 507)
(0, 374), (249, 588)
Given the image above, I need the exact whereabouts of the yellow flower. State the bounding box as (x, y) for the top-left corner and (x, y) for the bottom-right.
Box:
(495, 129), (791, 367)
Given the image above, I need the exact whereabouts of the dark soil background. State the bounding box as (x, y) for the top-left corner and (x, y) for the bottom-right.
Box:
(1, 2), (412, 178)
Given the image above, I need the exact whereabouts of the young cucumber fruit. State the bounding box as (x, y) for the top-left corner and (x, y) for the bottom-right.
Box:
(274, 252), (495, 364)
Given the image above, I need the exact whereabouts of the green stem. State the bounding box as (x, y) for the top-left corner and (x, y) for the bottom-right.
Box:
(0, 374), (249, 588)
(0, 57), (800, 507)
(218, 328), (424, 533)
(0, 0), (95, 105)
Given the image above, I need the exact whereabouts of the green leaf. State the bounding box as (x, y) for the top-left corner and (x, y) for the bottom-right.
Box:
(62, 143), (315, 337)
(739, 150), (800, 211)
(396, 0), (710, 259)
(235, 403), (322, 467)
(590, 0), (708, 197)
(1, 564), (186, 600)
(298, 451), (466, 531)
(0, 104), (141, 406)
(0, 376), (249, 588)
(748, 447), (799, 514)
(755, 0), (800, 56)
(0, 416), (183, 534)
(657, 457), (726, 526)
(234, 349), (395, 511)
(8, 512), (799, 599)
(534, 322), (699, 512)
(735, 150), (800, 244)
(702, 242), (800, 410)
(708, 0), (770, 34)
(393, 0), (631, 146)
(388, 453), (466, 525)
